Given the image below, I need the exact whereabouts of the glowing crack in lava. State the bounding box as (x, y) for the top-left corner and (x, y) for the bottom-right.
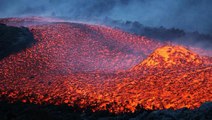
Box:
(0, 17), (211, 113)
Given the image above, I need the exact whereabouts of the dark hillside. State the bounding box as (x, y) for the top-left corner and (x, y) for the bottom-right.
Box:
(0, 24), (35, 60)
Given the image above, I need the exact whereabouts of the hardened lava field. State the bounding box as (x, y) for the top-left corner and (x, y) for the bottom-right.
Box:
(0, 17), (211, 114)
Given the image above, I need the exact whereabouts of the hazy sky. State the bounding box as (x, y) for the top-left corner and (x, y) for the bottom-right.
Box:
(0, 0), (211, 34)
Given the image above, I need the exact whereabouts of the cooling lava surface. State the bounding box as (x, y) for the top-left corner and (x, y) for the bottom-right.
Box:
(0, 17), (211, 113)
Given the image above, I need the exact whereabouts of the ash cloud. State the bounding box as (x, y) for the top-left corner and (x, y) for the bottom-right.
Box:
(0, 0), (212, 35)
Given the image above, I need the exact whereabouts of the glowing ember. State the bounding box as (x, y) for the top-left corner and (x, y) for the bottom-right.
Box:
(0, 17), (211, 114)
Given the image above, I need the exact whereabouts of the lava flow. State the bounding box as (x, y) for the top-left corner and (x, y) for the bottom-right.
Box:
(0, 17), (211, 114)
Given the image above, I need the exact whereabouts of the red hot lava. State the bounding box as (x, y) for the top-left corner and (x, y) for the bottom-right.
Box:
(0, 17), (211, 113)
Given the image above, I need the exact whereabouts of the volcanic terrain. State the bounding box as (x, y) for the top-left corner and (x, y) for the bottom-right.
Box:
(0, 17), (211, 118)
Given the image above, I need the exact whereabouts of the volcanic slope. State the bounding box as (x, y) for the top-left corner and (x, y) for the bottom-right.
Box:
(0, 17), (163, 73)
(0, 17), (211, 114)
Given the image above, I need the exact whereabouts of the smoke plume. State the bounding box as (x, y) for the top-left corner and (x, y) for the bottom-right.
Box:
(0, 0), (212, 35)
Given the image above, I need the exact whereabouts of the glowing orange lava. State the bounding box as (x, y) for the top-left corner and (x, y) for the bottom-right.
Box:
(0, 17), (211, 114)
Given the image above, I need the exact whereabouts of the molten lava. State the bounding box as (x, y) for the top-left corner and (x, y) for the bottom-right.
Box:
(0, 17), (211, 114)
(132, 45), (203, 69)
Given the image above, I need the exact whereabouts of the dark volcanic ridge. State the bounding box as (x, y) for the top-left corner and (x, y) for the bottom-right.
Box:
(0, 101), (211, 120)
(0, 23), (36, 60)
(0, 17), (211, 115)
(101, 17), (212, 50)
